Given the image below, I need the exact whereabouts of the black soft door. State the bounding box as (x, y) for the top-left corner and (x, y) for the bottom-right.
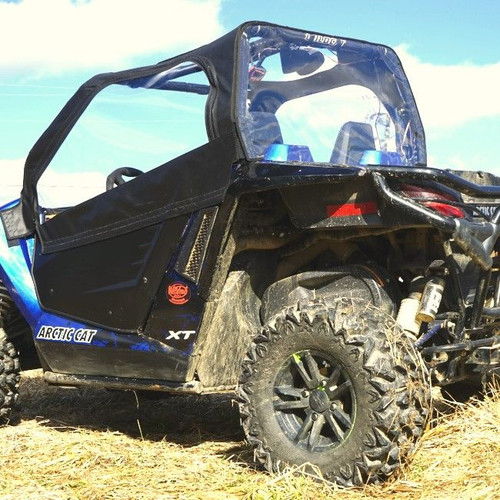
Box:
(32, 139), (233, 332)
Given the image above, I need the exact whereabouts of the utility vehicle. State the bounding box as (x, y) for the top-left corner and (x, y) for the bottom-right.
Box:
(1, 22), (499, 485)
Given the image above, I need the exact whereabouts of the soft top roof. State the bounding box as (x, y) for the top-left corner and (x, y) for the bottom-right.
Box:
(1, 21), (425, 245)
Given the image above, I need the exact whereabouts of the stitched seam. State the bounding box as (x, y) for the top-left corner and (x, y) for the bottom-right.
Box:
(42, 187), (225, 252)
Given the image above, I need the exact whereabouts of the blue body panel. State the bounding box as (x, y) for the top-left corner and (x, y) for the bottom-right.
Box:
(0, 201), (200, 381)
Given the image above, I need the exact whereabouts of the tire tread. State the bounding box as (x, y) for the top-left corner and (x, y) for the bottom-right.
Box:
(0, 328), (20, 424)
(239, 299), (431, 486)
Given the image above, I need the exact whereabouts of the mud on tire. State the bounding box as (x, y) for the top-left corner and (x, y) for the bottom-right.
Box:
(238, 300), (431, 486)
(0, 328), (20, 424)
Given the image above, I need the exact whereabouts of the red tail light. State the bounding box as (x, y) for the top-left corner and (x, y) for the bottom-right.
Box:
(401, 183), (466, 219)
(423, 201), (465, 218)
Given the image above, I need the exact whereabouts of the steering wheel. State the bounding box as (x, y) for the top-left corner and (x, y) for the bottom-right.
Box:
(106, 167), (144, 191)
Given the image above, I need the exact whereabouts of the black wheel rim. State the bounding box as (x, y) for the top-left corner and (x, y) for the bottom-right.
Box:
(273, 349), (355, 453)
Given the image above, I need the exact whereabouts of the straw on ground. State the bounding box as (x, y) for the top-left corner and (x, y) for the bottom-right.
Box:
(0, 370), (498, 499)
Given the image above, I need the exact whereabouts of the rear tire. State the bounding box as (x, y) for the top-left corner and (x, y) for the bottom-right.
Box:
(0, 327), (20, 425)
(239, 300), (431, 486)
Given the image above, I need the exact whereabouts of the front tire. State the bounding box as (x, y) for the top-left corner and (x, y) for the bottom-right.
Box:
(239, 300), (430, 486)
(0, 327), (20, 424)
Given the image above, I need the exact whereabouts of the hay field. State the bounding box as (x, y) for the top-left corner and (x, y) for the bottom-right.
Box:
(0, 370), (499, 499)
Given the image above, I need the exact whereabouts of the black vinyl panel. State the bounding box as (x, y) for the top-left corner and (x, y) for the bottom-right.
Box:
(33, 216), (189, 332)
(37, 136), (234, 253)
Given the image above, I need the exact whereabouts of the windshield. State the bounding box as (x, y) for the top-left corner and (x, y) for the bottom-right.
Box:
(236, 25), (426, 167)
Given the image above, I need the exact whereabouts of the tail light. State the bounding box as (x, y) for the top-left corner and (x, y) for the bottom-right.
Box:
(401, 183), (467, 219)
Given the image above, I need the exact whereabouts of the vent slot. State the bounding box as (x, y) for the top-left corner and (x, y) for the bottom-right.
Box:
(176, 207), (218, 282)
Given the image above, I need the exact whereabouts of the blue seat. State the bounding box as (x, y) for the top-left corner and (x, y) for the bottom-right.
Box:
(330, 121), (376, 165)
(248, 112), (283, 157)
(264, 144), (313, 162)
(359, 150), (403, 166)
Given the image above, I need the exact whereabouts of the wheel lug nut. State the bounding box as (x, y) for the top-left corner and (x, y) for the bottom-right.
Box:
(302, 390), (310, 398)
(330, 403), (336, 411)
(312, 413), (318, 421)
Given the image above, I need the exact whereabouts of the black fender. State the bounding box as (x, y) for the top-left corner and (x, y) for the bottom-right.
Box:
(261, 265), (395, 324)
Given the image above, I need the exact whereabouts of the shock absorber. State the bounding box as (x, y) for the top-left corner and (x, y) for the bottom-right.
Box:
(397, 276), (445, 335)
(396, 277), (425, 335)
(417, 277), (446, 323)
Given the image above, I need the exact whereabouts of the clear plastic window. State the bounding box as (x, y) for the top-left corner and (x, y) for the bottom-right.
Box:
(236, 25), (426, 167)
(276, 85), (396, 163)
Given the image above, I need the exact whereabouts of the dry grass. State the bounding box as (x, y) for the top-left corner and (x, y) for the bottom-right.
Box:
(0, 371), (499, 499)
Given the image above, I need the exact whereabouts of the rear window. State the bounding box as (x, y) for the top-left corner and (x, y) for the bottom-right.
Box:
(236, 25), (426, 167)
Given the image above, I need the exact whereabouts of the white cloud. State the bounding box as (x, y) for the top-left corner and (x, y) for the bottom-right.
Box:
(37, 169), (106, 206)
(0, 0), (223, 77)
(0, 158), (106, 207)
(0, 158), (24, 206)
(395, 45), (500, 133)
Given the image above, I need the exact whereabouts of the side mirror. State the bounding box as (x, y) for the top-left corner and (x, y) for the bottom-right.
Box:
(280, 47), (325, 75)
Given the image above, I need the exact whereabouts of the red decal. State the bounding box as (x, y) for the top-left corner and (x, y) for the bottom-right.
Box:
(167, 282), (190, 305)
(326, 201), (378, 217)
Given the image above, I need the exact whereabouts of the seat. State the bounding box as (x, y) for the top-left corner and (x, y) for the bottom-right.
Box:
(330, 121), (376, 165)
(264, 144), (313, 162)
(247, 111), (283, 157)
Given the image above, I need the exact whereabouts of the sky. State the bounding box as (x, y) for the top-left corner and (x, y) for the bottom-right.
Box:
(1, 0), (500, 204)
